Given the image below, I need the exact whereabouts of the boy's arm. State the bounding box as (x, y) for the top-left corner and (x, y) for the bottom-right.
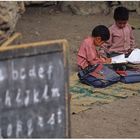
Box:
(89, 57), (111, 65)
(77, 41), (89, 69)
(78, 39), (111, 68)
(99, 56), (111, 64)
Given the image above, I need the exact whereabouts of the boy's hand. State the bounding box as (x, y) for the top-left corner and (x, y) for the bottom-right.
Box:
(125, 49), (132, 58)
(128, 49), (132, 54)
(106, 58), (111, 64)
(100, 56), (111, 64)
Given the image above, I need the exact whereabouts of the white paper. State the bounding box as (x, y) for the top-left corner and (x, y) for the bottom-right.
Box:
(111, 54), (127, 64)
(111, 48), (140, 64)
(126, 48), (140, 64)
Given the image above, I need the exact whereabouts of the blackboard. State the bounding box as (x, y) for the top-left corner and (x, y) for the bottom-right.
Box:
(0, 39), (70, 138)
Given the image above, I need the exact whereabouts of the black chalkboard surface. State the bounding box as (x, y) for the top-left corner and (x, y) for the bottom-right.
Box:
(0, 39), (70, 138)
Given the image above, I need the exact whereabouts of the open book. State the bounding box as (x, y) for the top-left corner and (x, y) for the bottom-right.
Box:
(111, 48), (140, 64)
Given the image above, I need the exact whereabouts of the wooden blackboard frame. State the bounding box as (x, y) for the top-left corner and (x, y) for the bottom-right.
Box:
(0, 39), (70, 138)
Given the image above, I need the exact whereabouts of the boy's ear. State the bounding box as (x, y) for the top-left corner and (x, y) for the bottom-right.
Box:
(96, 37), (102, 42)
(94, 37), (102, 43)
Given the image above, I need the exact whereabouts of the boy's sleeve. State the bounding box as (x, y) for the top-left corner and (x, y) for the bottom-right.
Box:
(77, 39), (110, 69)
(86, 46), (108, 65)
(77, 41), (89, 69)
(130, 26), (136, 50)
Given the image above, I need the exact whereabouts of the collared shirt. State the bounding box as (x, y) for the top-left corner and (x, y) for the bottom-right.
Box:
(77, 36), (107, 69)
(102, 23), (136, 54)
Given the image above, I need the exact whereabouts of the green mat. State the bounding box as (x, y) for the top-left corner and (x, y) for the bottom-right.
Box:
(70, 74), (140, 114)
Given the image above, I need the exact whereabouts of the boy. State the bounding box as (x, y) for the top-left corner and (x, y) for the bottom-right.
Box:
(77, 25), (111, 69)
(103, 6), (136, 57)
(77, 25), (120, 88)
(102, 7), (140, 83)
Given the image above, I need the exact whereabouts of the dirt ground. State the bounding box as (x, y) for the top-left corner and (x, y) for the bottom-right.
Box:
(15, 6), (140, 138)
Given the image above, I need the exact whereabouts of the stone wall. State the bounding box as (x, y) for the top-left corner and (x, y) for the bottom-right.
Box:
(60, 1), (140, 15)
(0, 1), (24, 44)
(0, 1), (140, 45)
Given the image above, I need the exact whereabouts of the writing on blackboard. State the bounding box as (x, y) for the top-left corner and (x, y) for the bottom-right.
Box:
(0, 56), (65, 138)
(0, 40), (69, 138)
(0, 108), (62, 138)
(0, 62), (54, 82)
(3, 85), (60, 108)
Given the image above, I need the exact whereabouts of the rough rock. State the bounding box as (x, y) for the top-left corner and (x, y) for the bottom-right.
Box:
(0, 1), (25, 44)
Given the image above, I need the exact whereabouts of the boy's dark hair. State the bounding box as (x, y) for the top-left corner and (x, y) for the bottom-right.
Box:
(92, 25), (110, 41)
(114, 6), (129, 21)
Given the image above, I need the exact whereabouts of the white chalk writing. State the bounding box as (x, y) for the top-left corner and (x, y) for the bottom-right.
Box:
(7, 124), (12, 137)
(10, 62), (54, 81)
(24, 90), (30, 107)
(0, 108), (63, 137)
(0, 69), (5, 82)
(5, 90), (11, 107)
(0, 55), (65, 138)
(57, 109), (62, 124)
(1, 85), (60, 109)
(16, 89), (22, 106)
(37, 116), (44, 128)
(42, 85), (49, 101)
(33, 89), (40, 104)
(47, 113), (55, 126)
(29, 66), (36, 78)
(51, 88), (60, 97)
(38, 66), (45, 79)
(47, 64), (53, 80)
(16, 120), (22, 138)
(27, 119), (33, 137)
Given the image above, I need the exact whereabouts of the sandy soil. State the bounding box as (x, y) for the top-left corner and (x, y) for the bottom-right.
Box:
(15, 6), (140, 138)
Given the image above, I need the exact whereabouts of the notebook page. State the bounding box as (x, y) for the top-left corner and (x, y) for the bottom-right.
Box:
(126, 48), (140, 64)
(111, 54), (127, 64)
